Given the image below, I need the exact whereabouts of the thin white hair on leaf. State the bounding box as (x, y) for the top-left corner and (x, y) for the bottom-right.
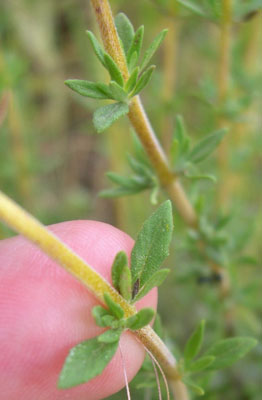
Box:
(119, 343), (131, 400)
(145, 347), (170, 400)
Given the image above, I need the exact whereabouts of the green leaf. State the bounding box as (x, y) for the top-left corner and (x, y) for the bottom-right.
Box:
(130, 65), (155, 97)
(133, 269), (170, 302)
(98, 328), (122, 343)
(99, 186), (143, 198)
(131, 200), (173, 286)
(119, 265), (132, 301)
(65, 80), (112, 100)
(102, 314), (117, 328)
(108, 81), (128, 102)
(140, 29), (168, 71)
(128, 51), (138, 71)
(171, 115), (190, 165)
(92, 306), (112, 327)
(86, 31), (106, 67)
(176, 0), (208, 18)
(184, 164), (216, 182)
(184, 320), (205, 362)
(104, 293), (125, 320)
(93, 102), (129, 133)
(125, 307), (155, 330)
(182, 377), (204, 396)
(127, 26), (144, 67)
(188, 129), (227, 164)
(111, 251), (129, 291)
(104, 54), (124, 87)
(125, 67), (139, 93)
(204, 337), (258, 370)
(187, 355), (215, 373)
(106, 171), (137, 188)
(115, 13), (135, 55)
(58, 337), (118, 388)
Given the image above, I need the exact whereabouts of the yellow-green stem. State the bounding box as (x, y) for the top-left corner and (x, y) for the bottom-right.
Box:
(0, 190), (185, 394)
(90, 0), (230, 298)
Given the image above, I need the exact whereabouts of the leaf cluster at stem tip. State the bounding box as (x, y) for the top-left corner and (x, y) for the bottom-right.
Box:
(58, 201), (174, 389)
(65, 12), (167, 133)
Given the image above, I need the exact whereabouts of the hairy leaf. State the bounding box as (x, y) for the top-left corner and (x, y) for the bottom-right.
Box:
(188, 129), (227, 163)
(127, 26), (144, 67)
(86, 31), (106, 66)
(92, 306), (112, 327)
(125, 67), (140, 93)
(187, 355), (215, 373)
(58, 337), (118, 388)
(93, 102), (129, 133)
(204, 337), (257, 370)
(184, 320), (205, 362)
(104, 54), (124, 87)
(182, 377), (205, 396)
(65, 80), (112, 100)
(131, 65), (155, 96)
(131, 200), (173, 286)
(108, 81), (128, 102)
(119, 265), (132, 301)
(115, 13), (135, 55)
(104, 293), (125, 320)
(97, 328), (122, 343)
(125, 308), (155, 330)
(111, 251), (129, 291)
(133, 268), (170, 302)
(140, 29), (168, 71)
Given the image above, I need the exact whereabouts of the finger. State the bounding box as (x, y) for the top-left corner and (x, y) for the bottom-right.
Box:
(0, 220), (157, 400)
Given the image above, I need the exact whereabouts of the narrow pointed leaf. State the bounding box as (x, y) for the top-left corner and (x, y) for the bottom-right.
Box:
(111, 251), (129, 291)
(104, 293), (125, 320)
(133, 269), (170, 302)
(65, 80), (112, 100)
(115, 13), (135, 55)
(131, 65), (155, 96)
(104, 54), (124, 87)
(106, 171), (137, 188)
(98, 329), (122, 343)
(125, 67), (139, 93)
(127, 26), (144, 67)
(92, 306), (112, 327)
(108, 81), (128, 102)
(184, 320), (205, 362)
(204, 337), (258, 370)
(174, 115), (190, 157)
(188, 129), (227, 163)
(140, 29), (168, 71)
(176, 0), (208, 17)
(182, 378), (205, 396)
(187, 356), (215, 373)
(128, 51), (138, 71)
(119, 265), (132, 301)
(58, 337), (118, 388)
(93, 102), (129, 133)
(125, 308), (155, 330)
(86, 31), (106, 66)
(131, 200), (173, 286)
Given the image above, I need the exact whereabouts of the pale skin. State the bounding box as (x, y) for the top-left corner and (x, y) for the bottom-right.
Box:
(0, 220), (157, 400)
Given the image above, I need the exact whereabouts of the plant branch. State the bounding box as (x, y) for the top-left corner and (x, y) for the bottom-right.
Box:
(0, 190), (187, 398)
(90, 0), (230, 296)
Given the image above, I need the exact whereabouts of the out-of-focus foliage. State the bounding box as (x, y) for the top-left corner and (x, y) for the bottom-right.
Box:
(0, 0), (261, 399)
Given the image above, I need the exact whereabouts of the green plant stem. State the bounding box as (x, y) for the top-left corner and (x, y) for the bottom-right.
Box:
(0, 190), (186, 397)
(90, 0), (231, 297)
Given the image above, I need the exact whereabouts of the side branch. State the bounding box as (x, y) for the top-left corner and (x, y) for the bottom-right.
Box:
(0, 190), (186, 397)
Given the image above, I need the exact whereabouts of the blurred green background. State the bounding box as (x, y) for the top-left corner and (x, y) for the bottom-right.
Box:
(0, 1), (261, 399)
